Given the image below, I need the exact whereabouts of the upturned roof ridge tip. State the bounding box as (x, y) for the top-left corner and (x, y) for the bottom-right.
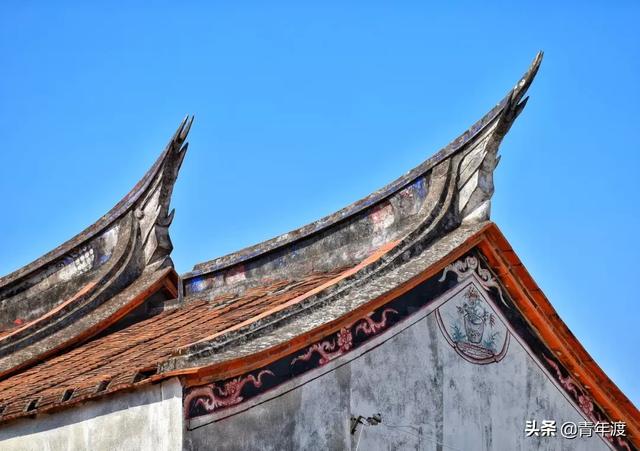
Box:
(0, 114), (194, 289)
(186, 52), (542, 278)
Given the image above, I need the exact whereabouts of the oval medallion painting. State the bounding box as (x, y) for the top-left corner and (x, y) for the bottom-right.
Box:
(436, 283), (509, 364)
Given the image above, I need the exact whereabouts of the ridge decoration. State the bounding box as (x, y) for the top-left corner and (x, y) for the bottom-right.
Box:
(439, 255), (506, 305)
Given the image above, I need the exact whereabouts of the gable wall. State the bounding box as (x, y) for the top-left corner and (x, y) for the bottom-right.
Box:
(0, 378), (183, 451)
(184, 256), (612, 451)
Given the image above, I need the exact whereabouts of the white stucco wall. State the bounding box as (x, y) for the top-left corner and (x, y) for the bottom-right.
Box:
(0, 377), (183, 451)
(185, 279), (612, 451)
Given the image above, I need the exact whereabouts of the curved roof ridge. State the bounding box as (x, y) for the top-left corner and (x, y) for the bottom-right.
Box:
(0, 116), (193, 289)
(186, 52), (542, 279)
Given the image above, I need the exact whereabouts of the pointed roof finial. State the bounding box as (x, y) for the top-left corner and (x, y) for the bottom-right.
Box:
(496, 51), (543, 134)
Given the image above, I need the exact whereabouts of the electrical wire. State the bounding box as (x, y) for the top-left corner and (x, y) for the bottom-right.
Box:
(382, 424), (464, 451)
(354, 423), (365, 451)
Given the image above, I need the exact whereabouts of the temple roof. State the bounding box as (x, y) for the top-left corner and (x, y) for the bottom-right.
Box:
(182, 52), (543, 301)
(2, 51), (636, 447)
(0, 51), (540, 415)
(0, 49), (539, 419)
(0, 116), (192, 379)
(0, 267), (349, 420)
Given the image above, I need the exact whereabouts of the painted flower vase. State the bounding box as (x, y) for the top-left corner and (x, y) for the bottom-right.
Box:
(464, 313), (484, 344)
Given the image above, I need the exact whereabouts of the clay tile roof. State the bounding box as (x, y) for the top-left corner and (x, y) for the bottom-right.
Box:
(0, 266), (351, 422)
(0, 117), (193, 377)
(0, 52), (547, 424)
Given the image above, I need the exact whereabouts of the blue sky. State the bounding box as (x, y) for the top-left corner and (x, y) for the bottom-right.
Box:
(1, 2), (638, 406)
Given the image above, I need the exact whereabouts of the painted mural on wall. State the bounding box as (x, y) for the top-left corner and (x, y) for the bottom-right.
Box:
(183, 250), (632, 451)
(184, 370), (274, 418)
(182, 253), (511, 423)
(433, 255), (510, 364)
(184, 308), (398, 420)
(436, 284), (509, 364)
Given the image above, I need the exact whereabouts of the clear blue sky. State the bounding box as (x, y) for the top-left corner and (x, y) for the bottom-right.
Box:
(1, 2), (638, 406)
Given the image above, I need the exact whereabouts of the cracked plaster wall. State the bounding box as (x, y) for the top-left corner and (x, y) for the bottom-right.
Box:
(185, 284), (610, 451)
(0, 378), (183, 451)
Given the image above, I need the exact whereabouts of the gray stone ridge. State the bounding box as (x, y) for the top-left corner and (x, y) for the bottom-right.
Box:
(0, 116), (192, 377)
(168, 49), (543, 371)
(0, 253), (627, 451)
(181, 52), (543, 303)
(184, 277), (611, 451)
(0, 52), (555, 447)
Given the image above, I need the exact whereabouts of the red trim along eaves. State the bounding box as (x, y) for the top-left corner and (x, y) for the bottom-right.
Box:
(180, 239), (401, 352)
(0, 267), (179, 382)
(177, 222), (639, 447)
(179, 225), (491, 386)
(478, 224), (640, 446)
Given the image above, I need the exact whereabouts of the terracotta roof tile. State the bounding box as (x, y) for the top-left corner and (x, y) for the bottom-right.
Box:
(0, 267), (350, 422)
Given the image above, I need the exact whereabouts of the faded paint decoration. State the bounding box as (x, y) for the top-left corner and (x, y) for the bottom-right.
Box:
(291, 309), (397, 366)
(183, 371), (273, 418)
(182, 249), (631, 451)
(183, 174), (431, 297)
(439, 255), (506, 305)
(0, 222), (119, 332)
(544, 355), (633, 451)
(436, 284), (509, 364)
(183, 307), (398, 420)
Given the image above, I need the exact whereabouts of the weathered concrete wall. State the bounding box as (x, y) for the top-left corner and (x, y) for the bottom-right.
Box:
(185, 281), (610, 451)
(0, 378), (183, 451)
